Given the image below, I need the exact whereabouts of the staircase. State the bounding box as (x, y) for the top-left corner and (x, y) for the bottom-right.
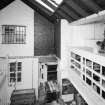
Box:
(10, 89), (36, 105)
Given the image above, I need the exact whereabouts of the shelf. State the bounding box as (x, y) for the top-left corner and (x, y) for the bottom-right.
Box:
(86, 69), (92, 78)
(102, 79), (105, 88)
(102, 66), (105, 76)
(93, 73), (100, 84)
(83, 57), (85, 65)
(102, 90), (105, 99)
(82, 67), (85, 73)
(71, 52), (81, 62)
(68, 69), (105, 105)
(86, 59), (92, 69)
(69, 47), (105, 105)
(93, 83), (100, 95)
(86, 77), (92, 86)
(82, 74), (85, 81)
(93, 62), (100, 74)
(71, 57), (81, 66)
(70, 63), (81, 76)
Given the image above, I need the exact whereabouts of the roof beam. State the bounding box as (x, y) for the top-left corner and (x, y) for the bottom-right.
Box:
(60, 4), (81, 20)
(22, 0), (53, 16)
(50, 0), (59, 6)
(41, 0), (57, 11)
(80, 0), (102, 13)
(64, 0), (89, 17)
(55, 9), (75, 22)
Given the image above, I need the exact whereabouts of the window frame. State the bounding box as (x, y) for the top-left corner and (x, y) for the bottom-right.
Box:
(9, 61), (22, 86)
(2, 25), (26, 44)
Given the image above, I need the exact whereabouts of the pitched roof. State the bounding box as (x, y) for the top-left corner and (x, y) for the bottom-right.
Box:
(1, 0), (105, 23)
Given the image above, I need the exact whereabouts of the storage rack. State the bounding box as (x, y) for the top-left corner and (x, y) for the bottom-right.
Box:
(69, 47), (105, 105)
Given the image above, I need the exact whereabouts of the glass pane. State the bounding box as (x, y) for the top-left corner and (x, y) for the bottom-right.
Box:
(16, 27), (19, 31)
(18, 62), (22, 71)
(10, 73), (16, 77)
(17, 72), (21, 77)
(18, 67), (21, 71)
(10, 62), (16, 67)
(18, 62), (21, 66)
(17, 78), (21, 82)
(10, 78), (16, 82)
(10, 62), (16, 72)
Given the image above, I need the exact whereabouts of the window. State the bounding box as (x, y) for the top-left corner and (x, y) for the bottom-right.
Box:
(9, 62), (22, 84)
(2, 25), (26, 44)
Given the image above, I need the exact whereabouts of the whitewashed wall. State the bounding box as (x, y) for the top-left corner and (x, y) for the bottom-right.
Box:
(60, 19), (105, 72)
(0, 0), (34, 56)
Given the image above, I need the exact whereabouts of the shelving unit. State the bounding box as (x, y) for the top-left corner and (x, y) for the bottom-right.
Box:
(69, 47), (105, 105)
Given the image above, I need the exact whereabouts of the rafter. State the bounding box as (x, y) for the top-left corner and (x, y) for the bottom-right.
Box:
(22, 0), (53, 16)
(55, 9), (75, 22)
(21, 0), (57, 23)
(64, 0), (89, 17)
(80, 0), (102, 13)
(50, 0), (59, 6)
(60, 3), (81, 20)
(41, 0), (57, 11)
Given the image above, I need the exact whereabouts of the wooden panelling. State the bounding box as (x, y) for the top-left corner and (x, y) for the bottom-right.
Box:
(34, 12), (55, 56)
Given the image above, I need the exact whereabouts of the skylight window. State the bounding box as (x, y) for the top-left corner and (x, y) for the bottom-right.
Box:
(47, 0), (58, 7)
(54, 0), (63, 5)
(35, 0), (54, 12)
(35, 0), (63, 12)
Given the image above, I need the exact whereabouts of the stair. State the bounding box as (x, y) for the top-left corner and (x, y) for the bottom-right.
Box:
(10, 89), (36, 105)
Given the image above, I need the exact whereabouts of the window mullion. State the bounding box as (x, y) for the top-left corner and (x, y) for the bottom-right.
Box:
(15, 61), (18, 83)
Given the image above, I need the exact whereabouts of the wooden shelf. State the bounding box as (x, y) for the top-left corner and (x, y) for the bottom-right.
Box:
(68, 69), (105, 105)
(69, 47), (105, 105)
